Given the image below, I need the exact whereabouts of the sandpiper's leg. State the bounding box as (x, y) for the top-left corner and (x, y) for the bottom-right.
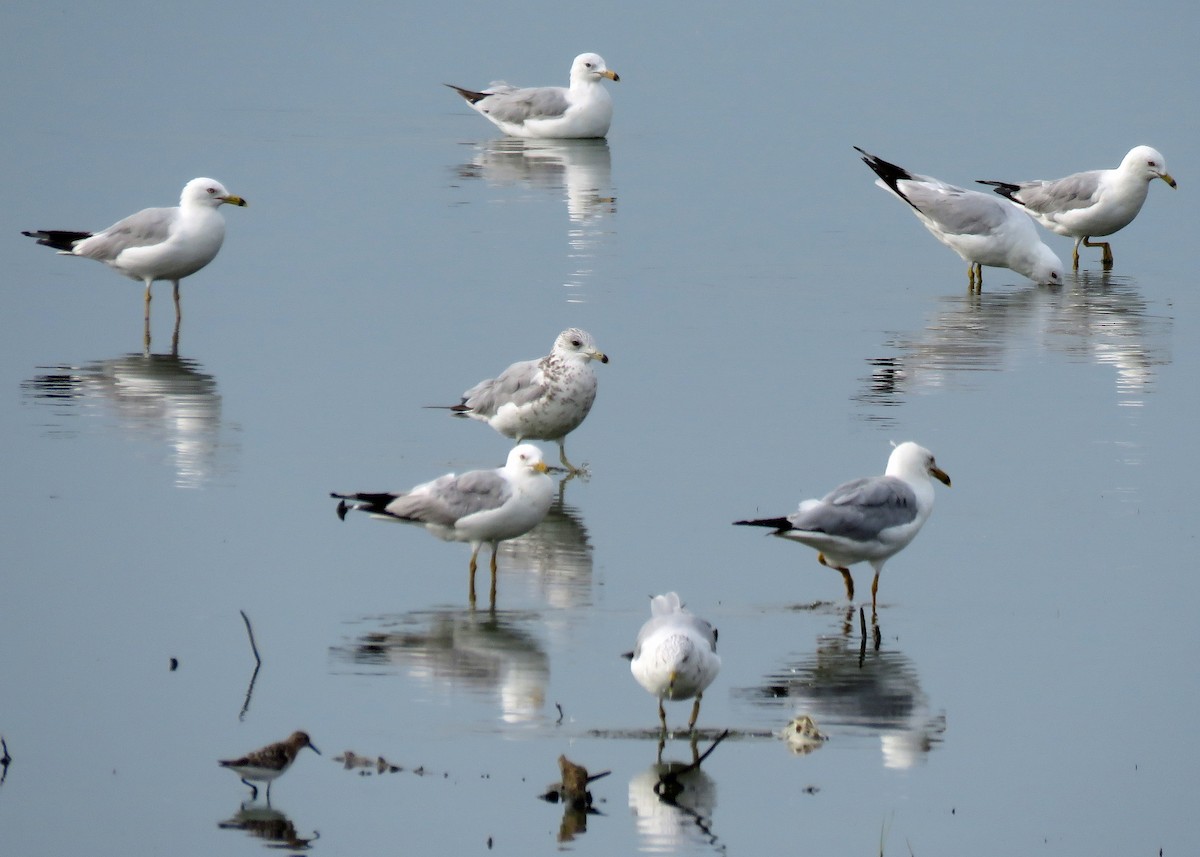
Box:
(241, 778), (259, 801)
(264, 780), (272, 806)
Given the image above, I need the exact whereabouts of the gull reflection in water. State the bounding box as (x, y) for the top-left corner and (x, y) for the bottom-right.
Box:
(498, 477), (594, 609)
(740, 609), (945, 769)
(218, 802), (318, 850)
(454, 138), (615, 300)
(332, 608), (550, 724)
(856, 271), (1172, 423)
(21, 347), (238, 489)
(628, 749), (722, 854)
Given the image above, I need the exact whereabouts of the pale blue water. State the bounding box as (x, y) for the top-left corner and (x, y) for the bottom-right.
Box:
(2, 2), (1197, 854)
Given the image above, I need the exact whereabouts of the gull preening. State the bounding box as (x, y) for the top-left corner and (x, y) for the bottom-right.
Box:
(219, 731), (320, 804)
(332, 444), (554, 604)
(437, 328), (608, 474)
(627, 592), (721, 733)
(855, 147), (1063, 290)
(22, 177), (247, 322)
(977, 145), (1177, 270)
(446, 53), (620, 139)
(735, 442), (951, 611)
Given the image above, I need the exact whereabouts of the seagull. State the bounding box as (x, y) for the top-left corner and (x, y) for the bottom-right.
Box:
(22, 177), (247, 322)
(219, 731), (320, 804)
(445, 53), (620, 139)
(332, 444), (554, 604)
(626, 593), (721, 733)
(855, 147), (1063, 290)
(977, 145), (1177, 270)
(734, 442), (951, 611)
(436, 328), (608, 474)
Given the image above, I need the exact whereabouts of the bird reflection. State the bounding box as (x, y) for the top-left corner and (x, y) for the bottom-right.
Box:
(855, 271), (1171, 423)
(21, 346), (238, 488)
(740, 608), (945, 769)
(453, 138), (615, 299)
(628, 748), (722, 853)
(218, 802), (318, 850)
(497, 477), (594, 608)
(332, 608), (550, 723)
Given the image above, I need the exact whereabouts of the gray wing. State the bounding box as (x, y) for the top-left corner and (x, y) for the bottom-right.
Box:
(387, 469), (512, 525)
(788, 475), (918, 541)
(74, 206), (178, 261)
(903, 182), (1008, 236)
(633, 611), (718, 656)
(480, 86), (572, 125)
(1008, 171), (1104, 214)
(462, 358), (548, 416)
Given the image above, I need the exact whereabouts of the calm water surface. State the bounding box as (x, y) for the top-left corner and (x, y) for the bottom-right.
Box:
(2, 2), (1197, 855)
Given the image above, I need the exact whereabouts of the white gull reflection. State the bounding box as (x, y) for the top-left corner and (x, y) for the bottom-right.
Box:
(22, 350), (238, 489)
(856, 271), (1171, 421)
(628, 755), (720, 853)
(498, 478), (594, 610)
(453, 138), (615, 300)
(332, 608), (550, 725)
(738, 609), (945, 769)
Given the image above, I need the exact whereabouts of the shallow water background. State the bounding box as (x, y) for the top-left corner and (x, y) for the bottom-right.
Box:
(1, 2), (1197, 854)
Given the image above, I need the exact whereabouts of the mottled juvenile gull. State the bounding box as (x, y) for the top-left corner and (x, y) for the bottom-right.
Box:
(332, 444), (553, 603)
(219, 731), (319, 804)
(625, 592), (721, 733)
(436, 328), (608, 474)
(446, 53), (620, 139)
(22, 177), (247, 322)
(735, 442), (951, 611)
(855, 147), (1062, 290)
(978, 145), (1176, 270)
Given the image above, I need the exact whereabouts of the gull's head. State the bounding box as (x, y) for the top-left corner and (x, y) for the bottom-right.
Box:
(508, 443), (549, 474)
(554, 328), (609, 364)
(571, 53), (619, 84)
(1124, 146), (1176, 189)
(1029, 244), (1064, 287)
(182, 177), (248, 208)
(887, 441), (951, 487)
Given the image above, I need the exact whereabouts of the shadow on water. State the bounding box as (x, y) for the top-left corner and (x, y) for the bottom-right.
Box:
(331, 607), (551, 724)
(217, 802), (318, 850)
(450, 138), (616, 301)
(855, 270), (1172, 424)
(20, 342), (239, 488)
(736, 607), (945, 769)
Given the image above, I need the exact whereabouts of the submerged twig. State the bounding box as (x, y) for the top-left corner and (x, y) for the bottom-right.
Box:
(238, 610), (263, 721)
(240, 610), (262, 667)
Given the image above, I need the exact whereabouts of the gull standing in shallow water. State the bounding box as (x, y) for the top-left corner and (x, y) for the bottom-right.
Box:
(977, 145), (1177, 270)
(735, 442), (951, 612)
(22, 177), (247, 323)
(626, 593), (721, 733)
(436, 328), (608, 475)
(445, 53), (620, 139)
(219, 731), (320, 804)
(332, 444), (554, 604)
(855, 147), (1062, 290)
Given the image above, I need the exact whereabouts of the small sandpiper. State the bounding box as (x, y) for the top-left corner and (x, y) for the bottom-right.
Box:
(219, 731), (320, 803)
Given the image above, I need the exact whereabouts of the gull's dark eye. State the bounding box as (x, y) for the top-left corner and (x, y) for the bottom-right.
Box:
(207, 187), (217, 194)
(585, 62), (593, 68)
(571, 339), (582, 347)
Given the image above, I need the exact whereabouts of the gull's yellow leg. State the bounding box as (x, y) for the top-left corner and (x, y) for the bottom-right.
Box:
(468, 549), (479, 605)
(688, 692), (703, 731)
(489, 546), (498, 608)
(172, 280), (183, 321)
(1084, 237), (1114, 267)
(871, 571), (881, 615)
(819, 553), (855, 601)
(1072, 239), (1082, 270)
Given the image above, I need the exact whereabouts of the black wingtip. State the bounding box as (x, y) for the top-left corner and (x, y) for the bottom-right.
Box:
(975, 180), (1022, 202)
(444, 83), (490, 105)
(336, 500), (349, 521)
(22, 229), (92, 251)
(733, 517), (791, 531)
(620, 650), (634, 661)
